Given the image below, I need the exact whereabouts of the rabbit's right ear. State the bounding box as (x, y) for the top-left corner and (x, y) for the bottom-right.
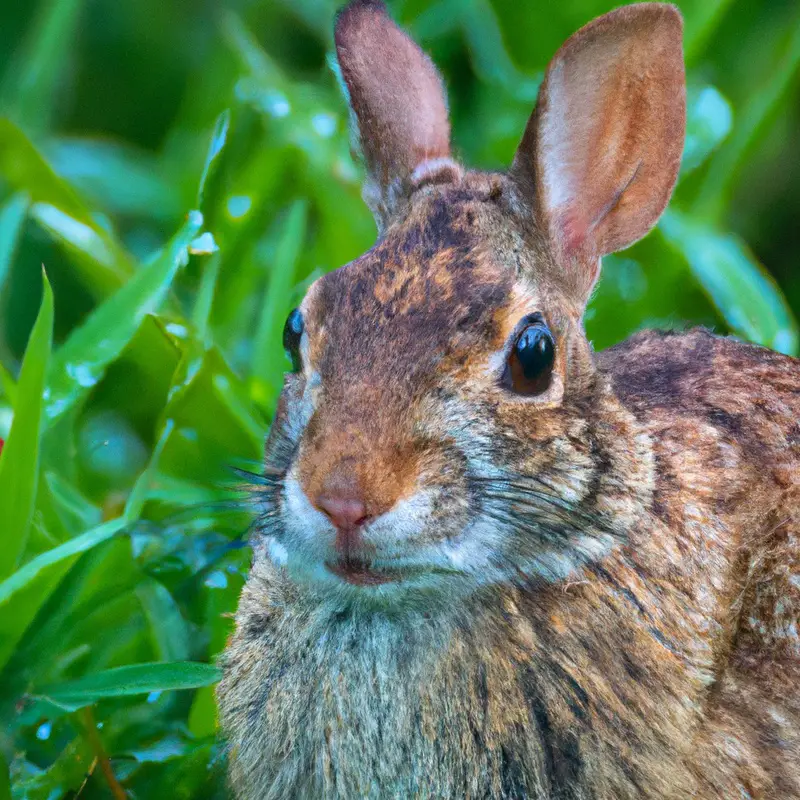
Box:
(510, 4), (685, 304)
(335, 0), (453, 229)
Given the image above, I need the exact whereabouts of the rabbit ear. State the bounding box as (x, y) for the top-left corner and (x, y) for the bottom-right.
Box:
(510, 3), (685, 302)
(335, 0), (453, 227)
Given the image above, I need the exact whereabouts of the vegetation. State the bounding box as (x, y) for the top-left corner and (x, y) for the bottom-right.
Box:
(0, 0), (798, 796)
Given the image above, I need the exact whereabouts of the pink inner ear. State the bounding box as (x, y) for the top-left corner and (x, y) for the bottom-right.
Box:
(511, 4), (685, 299)
(557, 207), (591, 262)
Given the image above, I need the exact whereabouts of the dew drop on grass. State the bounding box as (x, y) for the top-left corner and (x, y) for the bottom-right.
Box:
(166, 323), (189, 338)
(311, 113), (337, 138)
(226, 195), (252, 219)
(205, 570), (228, 589)
(189, 232), (219, 255)
(65, 362), (98, 388)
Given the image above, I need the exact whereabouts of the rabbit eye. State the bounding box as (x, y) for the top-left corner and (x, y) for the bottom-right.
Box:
(283, 308), (304, 373)
(504, 321), (555, 395)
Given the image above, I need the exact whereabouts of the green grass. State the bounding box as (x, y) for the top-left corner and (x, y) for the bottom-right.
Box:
(0, 0), (798, 796)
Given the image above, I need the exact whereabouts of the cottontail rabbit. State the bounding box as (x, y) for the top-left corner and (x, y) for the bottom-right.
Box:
(218, 1), (800, 797)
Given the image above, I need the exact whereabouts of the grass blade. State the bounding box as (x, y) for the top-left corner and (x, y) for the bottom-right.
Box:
(0, 518), (125, 607)
(660, 210), (798, 354)
(35, 661), (222, 711)
(0, 361), (16, 406)
(136, 580), (191, 662)
(44, 212), (203, 426)
(46, 137), (183, 221)
(192, 252), (221, 344)
(0, 193), (28, 296)
(680, 84), (732, 179)
(693, 9), (800, 221)
(197, 109), (231, 207)
(0, 271), (53, 579)
(0, 119), (133, 294)
(0, 517), (126, 671)
(123, 418), (174, 521)
(250, 200), (307, 405)
(0, 0), (84, 132)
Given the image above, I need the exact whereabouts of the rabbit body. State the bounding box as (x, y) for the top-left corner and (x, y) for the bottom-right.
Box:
(218, 3), (800, 797)
(220, 320), (799, 799)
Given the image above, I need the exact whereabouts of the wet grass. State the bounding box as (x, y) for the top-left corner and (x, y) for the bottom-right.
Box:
(1, 0), (799, 796)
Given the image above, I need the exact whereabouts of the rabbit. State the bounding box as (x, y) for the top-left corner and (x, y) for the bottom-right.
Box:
(217, 1), (800, 797)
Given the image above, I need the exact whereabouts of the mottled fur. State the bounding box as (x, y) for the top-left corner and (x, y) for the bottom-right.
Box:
(218, 3), (800, 798)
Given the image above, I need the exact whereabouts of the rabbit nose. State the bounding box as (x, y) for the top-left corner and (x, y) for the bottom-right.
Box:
(315, 494), (371, 531)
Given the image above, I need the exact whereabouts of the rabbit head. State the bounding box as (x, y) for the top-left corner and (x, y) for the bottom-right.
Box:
(257, 0), (686, 603)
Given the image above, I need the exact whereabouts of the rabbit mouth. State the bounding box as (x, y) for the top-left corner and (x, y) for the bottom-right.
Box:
(326, 558), (403, 586)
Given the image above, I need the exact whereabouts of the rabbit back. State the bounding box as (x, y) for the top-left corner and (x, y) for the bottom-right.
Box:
(599, 327), (800, 797)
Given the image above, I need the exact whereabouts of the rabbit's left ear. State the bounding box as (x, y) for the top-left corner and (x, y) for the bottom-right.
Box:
(335, 0), (453, 228)
(510, 3), (686, 303)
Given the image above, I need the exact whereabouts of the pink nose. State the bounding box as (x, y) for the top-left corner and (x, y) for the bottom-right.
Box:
(316, 494), (370, 531)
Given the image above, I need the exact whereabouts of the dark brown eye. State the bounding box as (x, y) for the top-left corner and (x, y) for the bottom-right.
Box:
(283, 308), (304, 373)
(504, 321), (555, 395)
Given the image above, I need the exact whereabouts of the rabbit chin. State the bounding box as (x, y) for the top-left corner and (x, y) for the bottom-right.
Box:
(258, 476), (617, 606)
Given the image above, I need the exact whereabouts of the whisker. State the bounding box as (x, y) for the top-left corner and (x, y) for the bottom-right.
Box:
(477, 482), (601, 527)
(480, 486), (589, 521)
(470, 472), (619, 536)
(229, 466), (284, 485)
(477, 508), (569, 546)
(157, 499), (255, 526)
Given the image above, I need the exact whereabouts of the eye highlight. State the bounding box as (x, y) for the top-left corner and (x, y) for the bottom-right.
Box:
(502, 317), (555, 396)
(283, 308), (304, 373)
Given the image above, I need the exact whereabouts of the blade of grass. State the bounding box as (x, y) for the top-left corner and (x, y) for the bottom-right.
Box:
(197, 109), (231, 208)
(0, 518), (126, 607)
(213, 372), (266, 452)
(0, 417), (176, 672)
(34, 661), (222, 712)
(693, 9), (800, 222)
(192, 252), (221, 345)
(123, 419), (174, 521)
(0, 362), (16, 406)
(0, 400), (181, 670)
(30, 202), (129, 273)
(659, 210), (798, 354)
(0, 193), (28, 295)
(0, 515), (127, 670)
(4, 736), (92, 799)
(44, 471), (101, 536)
(0, 193), (30, 372)
(136, 580), (191, 662)
(0, 0), (84, 132)
(680, 84), (733, 179)
(0, 119), (87, 218)
(0, 271), (53, 579)
(0, 119), (133, 293)
(46, 137), (183, 221)
(683, 0), (735, 64)
(44, 212), (203, 427)
(250, 200), (307, 406)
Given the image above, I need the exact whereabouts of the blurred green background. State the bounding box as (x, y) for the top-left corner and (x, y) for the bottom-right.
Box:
(0, 0), (798, 796)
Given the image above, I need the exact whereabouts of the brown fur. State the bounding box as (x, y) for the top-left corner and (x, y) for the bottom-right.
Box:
(218, 3), (799, 798)
(335, 0), (452, 227)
